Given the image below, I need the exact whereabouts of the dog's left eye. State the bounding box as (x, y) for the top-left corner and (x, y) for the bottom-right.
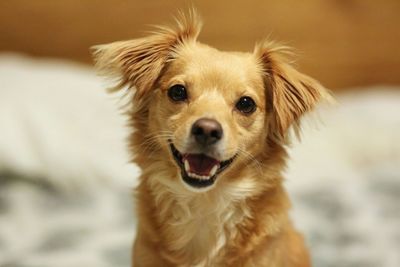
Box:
(235, 96), (257, 114)
(168, 84), (188, 102)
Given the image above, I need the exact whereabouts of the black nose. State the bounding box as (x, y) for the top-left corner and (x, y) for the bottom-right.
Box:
(191, 118), (223, 146)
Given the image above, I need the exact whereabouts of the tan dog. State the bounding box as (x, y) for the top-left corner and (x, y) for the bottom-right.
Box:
(93, 10), (329, 267)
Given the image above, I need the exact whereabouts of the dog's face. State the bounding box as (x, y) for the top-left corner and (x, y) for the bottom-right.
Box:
(149, 44), (267, 191)
(93, 12), (328, 193)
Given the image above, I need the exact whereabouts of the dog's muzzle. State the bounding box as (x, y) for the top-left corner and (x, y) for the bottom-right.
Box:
(169, 143), (235, 189)
(168, 118), (235, 189)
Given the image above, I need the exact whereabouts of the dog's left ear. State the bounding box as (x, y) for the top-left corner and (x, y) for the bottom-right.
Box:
(254, 42), (331, 141)
(91, 10), (202, 100)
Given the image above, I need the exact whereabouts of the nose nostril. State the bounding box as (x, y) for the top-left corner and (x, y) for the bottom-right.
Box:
(192, 125), (204, 136)
(210, 129), (221, 139)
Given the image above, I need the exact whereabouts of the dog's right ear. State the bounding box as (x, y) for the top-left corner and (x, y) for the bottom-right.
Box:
(254, 41), (332, 142)
(91, 10), (202, 100)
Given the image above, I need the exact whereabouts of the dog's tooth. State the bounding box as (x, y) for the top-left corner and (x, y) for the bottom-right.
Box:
(200, 174), (211, 180)
(184, 160), (190, 172)
(187, 172), (211, 180)
(210, 165), (219, 177)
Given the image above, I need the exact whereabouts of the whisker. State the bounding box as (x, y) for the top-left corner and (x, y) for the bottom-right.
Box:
(236, 147), (264, 177)
(137, 131), (175, 158)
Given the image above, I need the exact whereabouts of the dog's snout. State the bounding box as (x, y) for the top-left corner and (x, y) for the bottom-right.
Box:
(191, 118), (223, 146)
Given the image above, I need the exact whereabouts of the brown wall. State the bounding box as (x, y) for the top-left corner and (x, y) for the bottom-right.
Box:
(1, 0), (399, 90)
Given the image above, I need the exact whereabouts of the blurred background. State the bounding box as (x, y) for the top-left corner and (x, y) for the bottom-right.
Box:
(0, 1), (399, 267)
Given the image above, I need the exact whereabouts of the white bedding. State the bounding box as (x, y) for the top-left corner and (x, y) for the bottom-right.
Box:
(0, 53), (399, 267)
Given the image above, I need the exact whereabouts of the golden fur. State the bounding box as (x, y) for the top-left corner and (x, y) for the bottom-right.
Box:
(93, 10), (329, 267)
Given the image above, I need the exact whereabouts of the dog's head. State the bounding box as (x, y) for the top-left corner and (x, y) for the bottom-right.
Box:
(93, 11), (329, 193)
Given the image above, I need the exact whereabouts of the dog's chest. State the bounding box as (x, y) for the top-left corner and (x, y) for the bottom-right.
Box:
(160, 192), (249, 266)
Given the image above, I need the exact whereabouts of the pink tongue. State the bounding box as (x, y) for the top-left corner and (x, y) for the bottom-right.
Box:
(183, 154), (219, 176)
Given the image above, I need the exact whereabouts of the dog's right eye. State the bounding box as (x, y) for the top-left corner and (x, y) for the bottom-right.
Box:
(168, 84), (188, 102)
(235, 96), (257, 114)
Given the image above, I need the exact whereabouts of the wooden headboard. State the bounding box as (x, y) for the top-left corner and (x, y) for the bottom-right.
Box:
(1, 0), (399, 90)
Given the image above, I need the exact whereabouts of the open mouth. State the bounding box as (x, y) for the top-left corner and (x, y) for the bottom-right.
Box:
(169, 142), (235, 189)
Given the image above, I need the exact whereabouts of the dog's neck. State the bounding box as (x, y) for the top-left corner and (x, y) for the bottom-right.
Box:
(140, 156), (290, 266)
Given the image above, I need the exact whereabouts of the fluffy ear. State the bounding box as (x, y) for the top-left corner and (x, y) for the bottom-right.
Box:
(254, 41), (331, 141)
(91, 10), (202, 99)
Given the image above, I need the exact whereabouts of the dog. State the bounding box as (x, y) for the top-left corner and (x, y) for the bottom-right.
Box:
(93, 10), (330, 267)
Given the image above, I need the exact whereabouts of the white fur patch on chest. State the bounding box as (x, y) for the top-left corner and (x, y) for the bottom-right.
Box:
(148, 173), (258, 265)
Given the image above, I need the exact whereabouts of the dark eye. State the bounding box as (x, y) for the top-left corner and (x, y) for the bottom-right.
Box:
(168, 84), (187, 102)
(235, 96), (257, 114)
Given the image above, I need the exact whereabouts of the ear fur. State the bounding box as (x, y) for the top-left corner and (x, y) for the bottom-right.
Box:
(254, 41), (331, 141)
(91, 10), (202, 100)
